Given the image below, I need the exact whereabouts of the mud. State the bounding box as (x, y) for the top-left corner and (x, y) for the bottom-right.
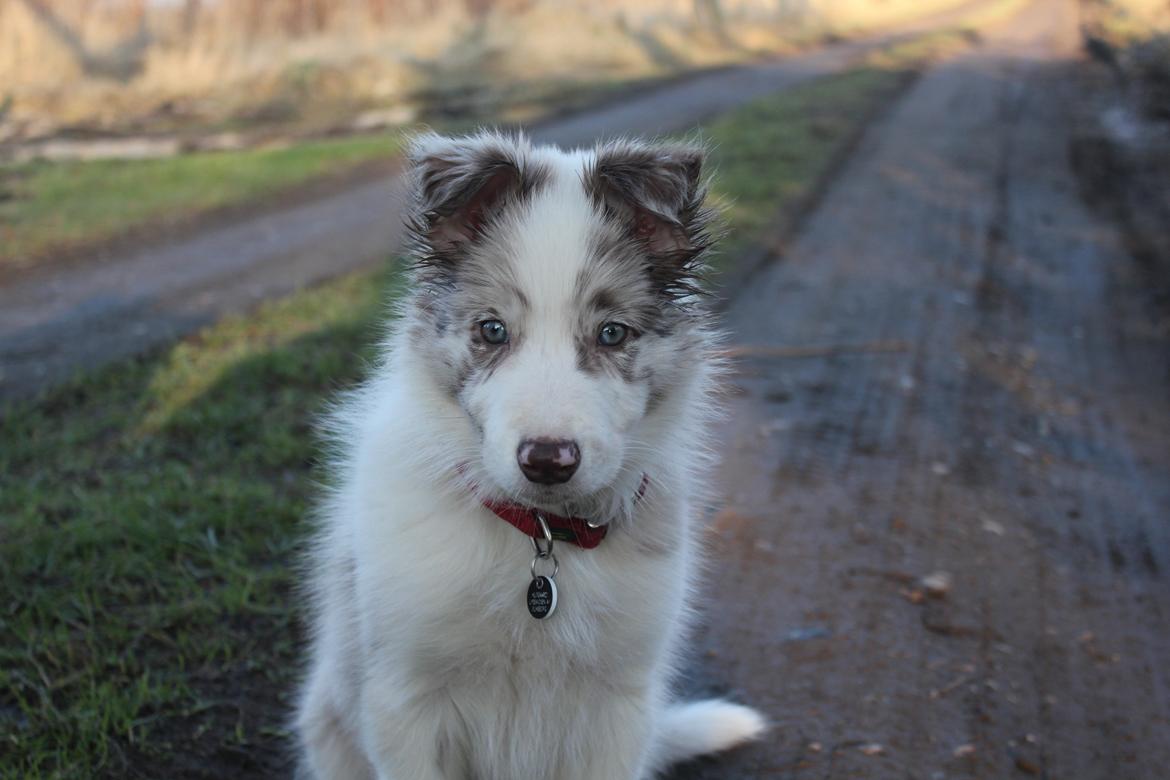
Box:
(671, 0), (1170, 777)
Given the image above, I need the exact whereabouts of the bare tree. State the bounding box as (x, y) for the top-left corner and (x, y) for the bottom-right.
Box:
(16, 0), (91, 70)
(365, 0), (392, 24)
(124, 0), (146, 32)
(15, 0), (150, 79)
(182, 0), (202, 37)
(693, 0), (729, 40)
(240, 0), (265, 41)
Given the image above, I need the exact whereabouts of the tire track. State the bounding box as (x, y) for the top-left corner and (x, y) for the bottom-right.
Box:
(677, 0), (1170, 776)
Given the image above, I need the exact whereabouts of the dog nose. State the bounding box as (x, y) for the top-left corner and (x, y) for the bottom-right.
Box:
(517, 438), (580, 485)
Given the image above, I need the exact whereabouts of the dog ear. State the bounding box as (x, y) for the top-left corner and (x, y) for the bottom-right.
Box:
(588, 140), (711, 260)
(408, 132), (530, 251)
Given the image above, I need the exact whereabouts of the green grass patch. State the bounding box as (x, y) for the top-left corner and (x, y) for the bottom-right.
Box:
(0, 133), (403, 273)
(704, 65), (912, 267)
(701, 31), (972, 270)
(0, 269), (396, 778)
(1, 61), (920, 778)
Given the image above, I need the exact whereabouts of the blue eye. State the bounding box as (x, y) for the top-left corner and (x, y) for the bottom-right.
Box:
(480, 320), (508, 345)
(597, 322), (629, 347)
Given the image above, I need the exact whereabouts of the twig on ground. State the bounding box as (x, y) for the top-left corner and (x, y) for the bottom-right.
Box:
(721, 341), (910, 359)
(929, 674), (973, 699)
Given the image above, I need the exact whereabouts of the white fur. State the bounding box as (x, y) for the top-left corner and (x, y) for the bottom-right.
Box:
(295, 136), (765, 779)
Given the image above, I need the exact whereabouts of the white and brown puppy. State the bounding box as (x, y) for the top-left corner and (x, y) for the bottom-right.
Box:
(296, 131), (765, 779)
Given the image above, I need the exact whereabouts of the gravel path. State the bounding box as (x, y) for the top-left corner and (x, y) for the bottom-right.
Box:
(674, 0), (1170, 776)
(0, 0), (996, 400)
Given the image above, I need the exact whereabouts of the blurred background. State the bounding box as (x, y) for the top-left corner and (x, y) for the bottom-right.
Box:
(2, 1), (1169, 779)
(0, 0), (1164, 269)
(2, 0), (979, 142)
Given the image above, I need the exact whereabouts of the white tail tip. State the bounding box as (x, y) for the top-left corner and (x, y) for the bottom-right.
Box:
(655, 699), (768, 768)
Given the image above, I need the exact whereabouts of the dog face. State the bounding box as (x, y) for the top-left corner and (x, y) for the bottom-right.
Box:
(403, 132), (715, 515)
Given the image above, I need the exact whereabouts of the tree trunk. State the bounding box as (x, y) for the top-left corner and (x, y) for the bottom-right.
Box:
(182, 0), (202, 37)
(693, 0), (728, 40)
(16, 0), (91, 70)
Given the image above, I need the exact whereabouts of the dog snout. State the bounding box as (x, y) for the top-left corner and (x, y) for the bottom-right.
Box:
(517, 438), (580, 485)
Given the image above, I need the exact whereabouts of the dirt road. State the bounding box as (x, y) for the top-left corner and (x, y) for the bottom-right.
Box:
(675, 0), (1170, 777)
(0, 0), (1000, 400)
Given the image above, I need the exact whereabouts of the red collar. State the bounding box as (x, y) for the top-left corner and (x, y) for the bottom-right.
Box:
(481, 474), (649, 550)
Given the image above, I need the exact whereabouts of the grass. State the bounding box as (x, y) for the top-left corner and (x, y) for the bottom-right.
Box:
(0, 17), (979, 277)
(0, 53), (932, 778)
(706, 67), (906, 266)
(0, 133), (403, 273)
(0, 270), (395, 778)
(0, 59), (843, 276)
(704, 29), (969, 267)
(0, 61), (888, 275)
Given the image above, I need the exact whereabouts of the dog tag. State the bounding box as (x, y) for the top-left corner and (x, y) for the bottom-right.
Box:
(527, 575), (558, 619)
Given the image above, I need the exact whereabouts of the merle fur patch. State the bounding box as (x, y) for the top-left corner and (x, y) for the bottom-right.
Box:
(405, 131), (550, 286)
(585, 138), (718, 302)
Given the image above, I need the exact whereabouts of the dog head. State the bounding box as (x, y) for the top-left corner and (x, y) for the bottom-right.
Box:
(402, 131), (717, 516)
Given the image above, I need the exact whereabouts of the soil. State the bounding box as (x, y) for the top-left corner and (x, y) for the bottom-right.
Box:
(670, 0), (1170, 777)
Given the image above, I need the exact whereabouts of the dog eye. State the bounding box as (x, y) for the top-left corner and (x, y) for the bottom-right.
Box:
(479, 319), (508, 345)
(597, 322), (629, 347)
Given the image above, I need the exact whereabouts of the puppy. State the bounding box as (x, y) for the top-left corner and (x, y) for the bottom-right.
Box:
(296, 131), (765, 779)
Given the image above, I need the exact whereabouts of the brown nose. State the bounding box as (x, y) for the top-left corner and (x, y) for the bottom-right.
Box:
(517, 438), (580, 485)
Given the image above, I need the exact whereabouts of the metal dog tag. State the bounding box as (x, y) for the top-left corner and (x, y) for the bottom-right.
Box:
(527, 575), (558, 619)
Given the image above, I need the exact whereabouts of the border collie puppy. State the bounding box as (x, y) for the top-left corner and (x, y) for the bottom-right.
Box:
(296, 131), (765, 779)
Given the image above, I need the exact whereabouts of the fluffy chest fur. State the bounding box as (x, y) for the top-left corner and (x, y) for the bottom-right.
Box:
(347, 370), (696, 664)
(313, 361), (701, 779)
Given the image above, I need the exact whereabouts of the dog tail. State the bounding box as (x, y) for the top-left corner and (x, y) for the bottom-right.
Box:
(653, 699), (767, 768)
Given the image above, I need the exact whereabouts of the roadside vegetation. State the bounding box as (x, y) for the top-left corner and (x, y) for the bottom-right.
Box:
(0, 26), (969, 273)
(0, 38), (962, 778)
(0, 0), (983, 273)
(0, 133), (402, 272)
(1, 0), (968, 142)
(1073, 0), (1170, 294)
(707, 28), (971, 267)
(1081, 0), (1170, 121)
